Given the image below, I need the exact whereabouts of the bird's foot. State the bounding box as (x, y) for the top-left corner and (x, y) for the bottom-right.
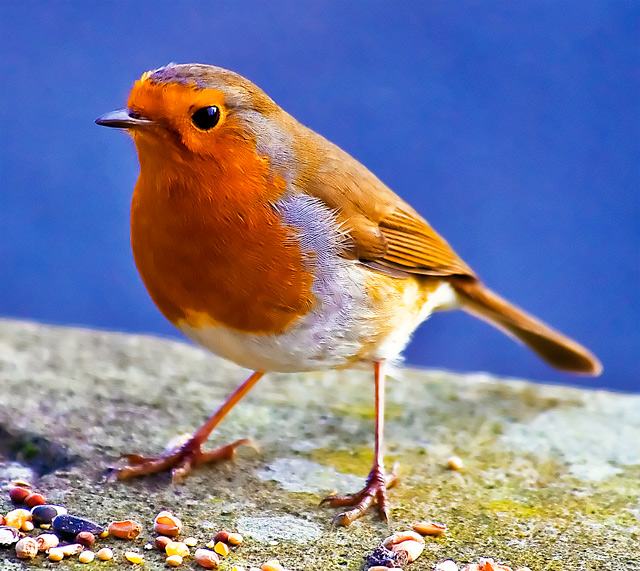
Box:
(320, 461), (400, 526)
(109, 436), (256, 482)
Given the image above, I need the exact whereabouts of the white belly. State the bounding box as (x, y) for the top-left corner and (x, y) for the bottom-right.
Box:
(177, 193), (460, 372)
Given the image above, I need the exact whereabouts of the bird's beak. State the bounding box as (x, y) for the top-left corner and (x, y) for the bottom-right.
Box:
(95, 109), (154, 129)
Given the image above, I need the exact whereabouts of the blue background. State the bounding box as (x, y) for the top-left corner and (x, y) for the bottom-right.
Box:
(1, 1), (638, 392)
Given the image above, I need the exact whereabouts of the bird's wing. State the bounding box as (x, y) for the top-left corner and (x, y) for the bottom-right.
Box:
(295, 127), (475, 278)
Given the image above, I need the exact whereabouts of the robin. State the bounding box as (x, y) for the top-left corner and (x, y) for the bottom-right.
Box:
(96, 63), (601, 526)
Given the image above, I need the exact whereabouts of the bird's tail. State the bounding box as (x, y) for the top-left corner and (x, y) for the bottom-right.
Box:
(450, 277), (602, 375)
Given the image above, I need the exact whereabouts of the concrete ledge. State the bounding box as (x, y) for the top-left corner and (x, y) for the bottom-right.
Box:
(0, 319), (638, 569)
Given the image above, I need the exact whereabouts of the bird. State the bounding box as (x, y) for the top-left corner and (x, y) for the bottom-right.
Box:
(96, 63), (601, 526)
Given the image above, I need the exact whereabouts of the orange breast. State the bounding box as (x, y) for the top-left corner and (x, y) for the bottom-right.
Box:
(130, 129), (314, 335)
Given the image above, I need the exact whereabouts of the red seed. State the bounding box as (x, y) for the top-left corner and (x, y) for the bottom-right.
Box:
(155, 536), (172, 551)
(214, 530), (230, 543)
(108, 520), (143, 540)
(76, 531), (96, 547)
(24, 493), (46, 508)
(9, 487), (31, 504)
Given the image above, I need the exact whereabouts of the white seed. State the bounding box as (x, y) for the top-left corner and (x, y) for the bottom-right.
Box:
(36, 533), (59, 552)
(48, 547), (65, 561)
(15, 537), (38, 559)
(435, 561), (460, 571)
(79, 550), (95, 563)
(382, 530), (425, 562)
(167, 554), (184, 566)
(97, 547), (114, 560)
(447, 455), (464, 470)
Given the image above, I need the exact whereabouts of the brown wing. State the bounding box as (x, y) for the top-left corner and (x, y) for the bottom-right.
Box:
(290, 120), (475, 278)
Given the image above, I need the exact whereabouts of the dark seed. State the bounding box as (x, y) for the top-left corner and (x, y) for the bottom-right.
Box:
(0, 525), (20, 546)
(31, 505), (67, 526)
(52, 514), (104, 538)
(366, 544), (407, 567)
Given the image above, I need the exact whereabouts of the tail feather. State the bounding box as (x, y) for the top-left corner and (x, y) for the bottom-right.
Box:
(451, 277), (602, 376)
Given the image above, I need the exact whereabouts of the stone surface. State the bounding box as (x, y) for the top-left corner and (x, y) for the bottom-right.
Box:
(0, 318), (638, 570)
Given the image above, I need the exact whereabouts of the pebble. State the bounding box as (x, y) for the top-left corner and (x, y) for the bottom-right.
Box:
(15, 537), (38, 559)
(36, 533), (60, 552)
(154, 510), (182, 537)
(167, 554), (184, 566)
(195, 548), (220, 568)
(0, 525), (20, 546)
(52, 513), (104, 538)
(97, 547), (114, 561)
(48, 547), (65, 561)
(79, 550), (95, 563)
(109, 519), (143, 539)
(9, 487), (31, 504)
(31, 504), (67, 526)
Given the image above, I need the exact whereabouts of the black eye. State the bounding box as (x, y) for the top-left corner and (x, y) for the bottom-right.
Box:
(192, 106), (220, 130)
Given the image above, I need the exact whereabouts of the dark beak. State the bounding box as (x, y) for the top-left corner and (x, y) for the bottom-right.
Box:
(95, 109), (154, 129)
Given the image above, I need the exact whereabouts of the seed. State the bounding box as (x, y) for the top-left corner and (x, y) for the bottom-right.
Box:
(97, 547), (114, 560)
(232, 567), (247, 571)
(228, 532), (243, 546)
(21, 520), (35, 532)
(167, 554), (184, 566)
(154, 510), (182, 537)
(413, 520), (447, 536)
(460, 566), (482, 571)
(79, 550), (95, 563)
(214, 530), (230, 543)
(368, 567), (392, 571)
(435, 561), (460, 571)
(447, 455), (464, 470)
(76, 531), (96, 547)
(124, 550), (144, 564)
(382, 531), (425, 563)
(48, 547), (65, 561)
(0, 516), (4, 525)
(213, 541), (229, 556)
(166, 541), (190, 558)
(36, 533), (60, 551)
(5, 508), (31, 529)
(61, 543), (84, 556)
(184, 536), (198, 547)
(15, 537), (38, 559)
(109, 519), (143, 539)
(53, 514), (104, 538)
(24, 492), (46, 508)
(31, 504), (67, 526)
(261, 561), (286, 571)
(195, 548), (220, 568)
(9, 487), (31, 504)
(156, 535), (172, 550)
(0, 525), (20, 547)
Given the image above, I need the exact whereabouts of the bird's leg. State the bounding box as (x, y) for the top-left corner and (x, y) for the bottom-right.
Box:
(112, 371), (265, 482)
(320, 360), (400, 526)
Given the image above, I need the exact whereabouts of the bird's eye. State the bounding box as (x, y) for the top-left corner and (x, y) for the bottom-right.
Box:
(192, 106), (220, 130)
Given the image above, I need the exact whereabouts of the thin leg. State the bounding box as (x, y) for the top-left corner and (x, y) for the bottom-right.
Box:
(114, 371), (265, 482)
(320, 360), (400, 525)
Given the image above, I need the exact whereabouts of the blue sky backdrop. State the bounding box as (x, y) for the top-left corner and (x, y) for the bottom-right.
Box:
(1, 1), (638, 392)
